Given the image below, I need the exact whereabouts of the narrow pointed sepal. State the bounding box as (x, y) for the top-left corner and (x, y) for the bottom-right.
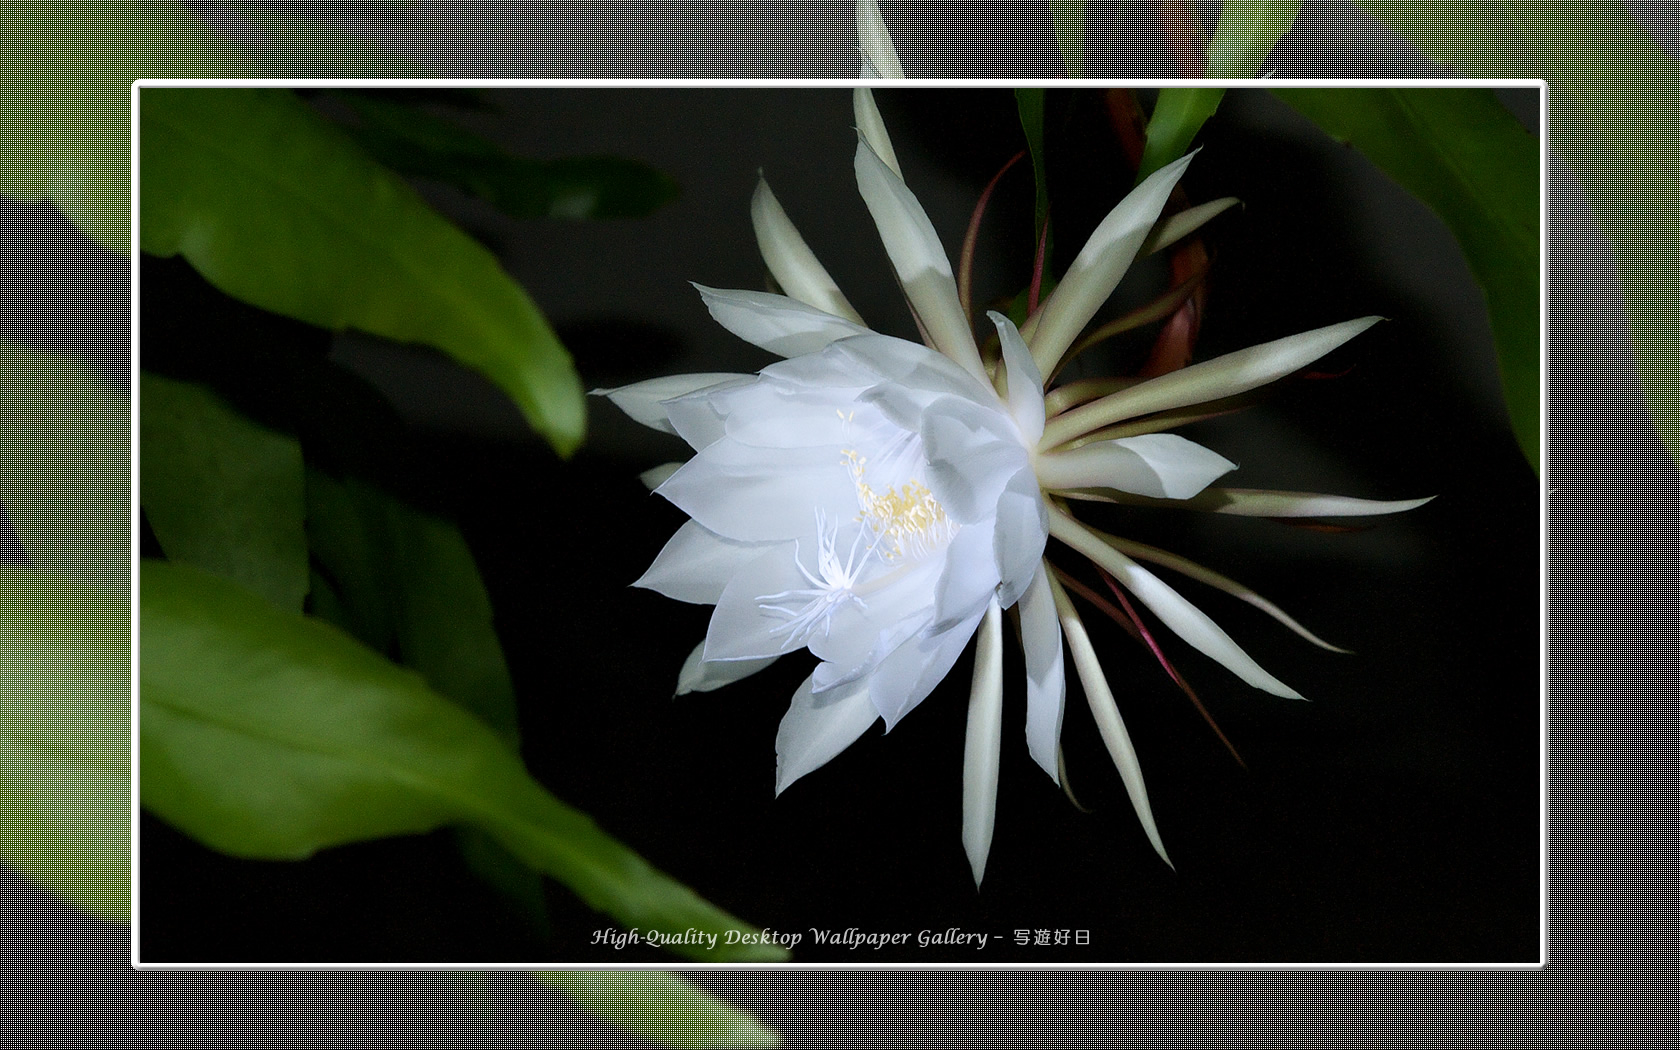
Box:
(1047, 574), (1173, 868)
(853, 136), (986, 381)
(749, 180), (866, 324)
(962, 598), (1005, 887)
(1041, 315), (1383, 448)
(1028, 152), (1196, 377)
(853, 86), (903, 178)
(855, 0), (905, 78)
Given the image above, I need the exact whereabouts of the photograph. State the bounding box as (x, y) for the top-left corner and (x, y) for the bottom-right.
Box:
(133, 82), (1540, 965)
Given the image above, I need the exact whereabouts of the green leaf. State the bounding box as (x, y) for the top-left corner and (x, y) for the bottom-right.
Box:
(0, 568), (129, 922)
(1014, 87), (1052, 263)
(140, 560), (786, 961)
(0, 344), (127, 589)
(1205, 0), (1302, 76)
(1277, 87), (1541, 471)
(333, 92), (680, 221)
(1048, 1), (1085, 77)
(1136, 88), (1223, 184)
(304, 471), (520, 743)
(140, 372), (309, 611)
(303, 471), (547, 925)
(0, 1), (257, 252)
(1353, 1), (1679, 469)
(1135, 2), (1301, 184)
(535, 972), (782, 1049)
(139, 87), (586, 458)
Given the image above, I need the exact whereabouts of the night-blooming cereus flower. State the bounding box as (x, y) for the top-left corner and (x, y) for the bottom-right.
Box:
(599, 88), (1430, 886)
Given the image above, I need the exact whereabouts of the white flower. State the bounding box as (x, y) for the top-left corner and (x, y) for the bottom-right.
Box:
(600, 89), (1428, 886)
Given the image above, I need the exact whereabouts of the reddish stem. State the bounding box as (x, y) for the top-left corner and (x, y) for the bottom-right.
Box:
(958, 150), (1026, 322)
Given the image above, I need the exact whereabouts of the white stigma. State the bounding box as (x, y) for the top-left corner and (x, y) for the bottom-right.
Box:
(757, 509), (878, 645)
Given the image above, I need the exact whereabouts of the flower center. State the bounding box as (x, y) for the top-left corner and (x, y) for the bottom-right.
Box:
(756, 509), (874, 645)
(843, 447), (957, 562)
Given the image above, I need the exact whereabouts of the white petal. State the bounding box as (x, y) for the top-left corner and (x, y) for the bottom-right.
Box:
(633, 520), (768, 605)
(657, 439), (855, 542)
(962, 597), (1004, 887)
(747, 183), (866, 324)
(1027, 153), (1195, 376)
(869, 609), (986, 729)
(852, 85), (902, 177)
(853, 138), (986, 380)
(855, 0), (905, 79)
(931, 519), (999, 632)
(1036, 433), (1236, 499)
(1047, 573), (1172, 867)
(704, 545), (820, 662)
(776, 675), (878, 795)
(675, 642), (778, 695)
(1040, 316), (1382, 447)
(695, 284), (869, 359)
(992, 469), (1049, 609)
(920, 396), (1033, 524)
(1018, 563), (1065, 782)
(1047, 507), (1301, 699)
(594, 373), (750, 435)
(988, 310), (1044, 444)
(638, 462), (683, 490)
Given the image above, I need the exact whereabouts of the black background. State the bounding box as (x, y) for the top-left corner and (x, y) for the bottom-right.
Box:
(137, 87), (1540, 964)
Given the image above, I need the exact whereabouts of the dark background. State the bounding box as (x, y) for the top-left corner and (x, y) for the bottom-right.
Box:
(135, 86), (1541, 965)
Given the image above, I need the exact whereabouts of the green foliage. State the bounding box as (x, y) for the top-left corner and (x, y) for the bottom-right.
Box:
(536, 972), (783, 1048)
(0, 568), (129, 921)
(0, 345), (127, 588)
(1048, 1), (1085, 77)
(332, 92), (680, 220)
(1013, 88), (1053, 263)
(1354, 0), (1680, 468)
(1278, 88), (1541, 471)
(140, 372), (310, 610)
(139, 561), (789, 962)
(1205, 0), (1303, 76)
(1136, 88), (1224, 184)
(0, 1), (256, 251)
(1136, 1), (1302, 182)
(139, 87), (586, 458)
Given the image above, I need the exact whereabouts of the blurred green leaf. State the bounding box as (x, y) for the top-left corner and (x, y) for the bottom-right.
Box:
(303, 470), (548, 928)
(139, 87), (586, 457)
(0, 1), (256, 252)
(536, 972), (782, 1049)
(1354, 1), (1679, 469)
(0, 345), (127, 588)
(304, 471), (518, 741)
(1136, 1), (1301, 183)
(332, 92), (679, 220)
(140, 560), (786, 961)
(1205, 1), (1302, 75)
(1136, 87), (1223, 183)
(1013, 88), (1052, 264)
(1048, 1), (1085, 77)
(140, 372), (309, 610)
(0, 568), (129, 921)
(1278, 87), (1541, 471)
